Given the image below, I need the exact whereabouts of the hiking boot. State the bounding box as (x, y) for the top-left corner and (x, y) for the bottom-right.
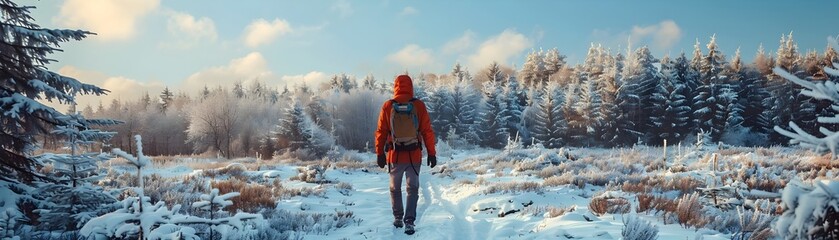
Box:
(404, 222), (415, 235)
(393, 219), (403, 228)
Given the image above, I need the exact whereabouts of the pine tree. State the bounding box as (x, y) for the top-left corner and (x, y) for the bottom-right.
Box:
(543, 48), (566, 78)
(0, 0), (106, 182)
(158, 87), (174, 113)
(232, 81), (245, 98)
(596, 51), (622, 146)
(449, 77), (479, 145)
(573, 70), (601, 146)
(477, 82), (509, 149)
(35, 113), (119, 233)
(276, 101), (309, 151)
(617, 46), (659, 144)
(426, 84), (453, 139)
(693, 35), (729, 142)
(362, 74), (377, 90)
(485, 62), (504, 83)
(768, 33), (807, 144)
(532, 82), (566, 148)
(520, 50), (546, 87)
(502, 72), (526, 140)
(649, 56), (691, 144)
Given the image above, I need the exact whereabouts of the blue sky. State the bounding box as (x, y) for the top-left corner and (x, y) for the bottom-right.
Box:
(27, 0), (839, 108)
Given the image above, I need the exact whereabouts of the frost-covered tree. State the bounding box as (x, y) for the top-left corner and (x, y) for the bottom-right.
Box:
(426, 84), (453, 139)
(775, 180), (839, 239)
(362, 74), (377, 90)
(158, 87), (174, 113)
(596, 52), (622, 146)
(543, 48), (567, 78)
(520, 50), (547, 87)
(694, 35), (729, 142)
(617, 46), (659, 144)
(275, 100), (334, 157)
(0, 0), (106, 182)
(573, 73), (601, 146)
(502, 73), (526, 140)
(186, 90), (241, 158)
(649, 56), (691, 144)
(232, 81), (245, 99)
(477, 81), (508, 149)
(35, 113), (119, 233)
(189, 189), (261, 240)
(739, 50), (771, 134)
(532, 82), (566, 148)
(448, 74), (480, 144)
(773, 37), (839, 157)
(768, 33), (810, 144)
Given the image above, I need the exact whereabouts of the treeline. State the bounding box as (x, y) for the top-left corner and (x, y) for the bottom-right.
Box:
(75, 33), (837, 158)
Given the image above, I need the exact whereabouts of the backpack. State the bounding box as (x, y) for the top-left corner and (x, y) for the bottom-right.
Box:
(388, 98), (421, 152)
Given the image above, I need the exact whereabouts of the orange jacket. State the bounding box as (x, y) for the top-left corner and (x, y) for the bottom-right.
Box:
(375, 75), (436, 164)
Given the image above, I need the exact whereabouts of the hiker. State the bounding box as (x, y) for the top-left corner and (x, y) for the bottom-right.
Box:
(375, 74), (437, 235)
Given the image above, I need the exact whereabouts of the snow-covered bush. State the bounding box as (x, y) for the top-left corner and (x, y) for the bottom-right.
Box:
(621, 214), (658, 240)
(262, 209), (360, 236)
(0, 208), (20, 240)
(483, 181), (543, 194)
(211, 179), (278, 213)
(188, 188), (262, 240)
(334, 182), (353, 196)
(775, 180), (839, 239)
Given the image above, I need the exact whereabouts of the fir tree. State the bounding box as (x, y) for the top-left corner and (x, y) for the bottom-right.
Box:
(596, 52), (622, 146)
(0, 0), (106, 182)
(158, 87), (174, 113)
(532, 82), (566, 148)
(477, 82), (509, 149)
(503, 73), (526, 140)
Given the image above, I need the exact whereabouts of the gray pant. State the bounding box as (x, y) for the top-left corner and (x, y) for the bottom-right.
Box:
(390, 163), (421, 223)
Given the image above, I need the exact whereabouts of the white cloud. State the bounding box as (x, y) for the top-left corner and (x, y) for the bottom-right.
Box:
(466, 29), (532, 70)
(331, 0), (354, 17)
(166, 11), (217, 46)
(388, 44), (435, 69)
(280, 71), (330, 87)
(630, 20), (681, 50)
(591, 20), (682, 53)
(442, 30), (476, 54)
(55, 0), (160, 41)
(399, 6), (418, 16)
(183, 52), (279, 91)
(53, 66), (165, 111)
(243, 18), (293, 48)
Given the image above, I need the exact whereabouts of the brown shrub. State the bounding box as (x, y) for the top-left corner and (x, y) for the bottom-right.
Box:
(543, 175), (568, 187)
(676, 192), (705, 228)
(637, 194), (654, 213)
(213, 179), (277, 212)
(547, 206), (575, 218)
(483, 182), (543, 194)
(589, 196), (631, 216)
(622, 182), (649, 193)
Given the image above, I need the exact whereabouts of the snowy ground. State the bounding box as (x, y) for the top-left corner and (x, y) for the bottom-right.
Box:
(82, 143), (839, 239)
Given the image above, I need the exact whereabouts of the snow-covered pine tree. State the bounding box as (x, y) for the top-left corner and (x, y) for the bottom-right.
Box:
(413, 73), (429, 101)
(188, 188), (261, 240)
(617, 46), (659, 144)
(649, 56), (691, 144)
(520, 50), (547, 88)
(693, 35), (729, 142)
(739, 49), (772, 135)
(768, 33), (807, 144)
(532, 82), (567, 148)
(362, 74), (377, 90)
(596, 50), (622, 147)
(426, 84), (453, 139)
(502, 72), (526, 141)
(35, 113), (120, 233)
(276, 101), (310, 151)
(477, 81), (509, 149)
(562, 80), (582, 145)
(448, 70), (479, 145)
(773, 36), (839, 157)
(543, 48), (566, 78)
(573, 72), (602, 146)
(0, 0), (106, 182)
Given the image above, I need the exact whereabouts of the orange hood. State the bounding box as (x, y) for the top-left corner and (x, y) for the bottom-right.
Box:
(393, 75), (414, 102)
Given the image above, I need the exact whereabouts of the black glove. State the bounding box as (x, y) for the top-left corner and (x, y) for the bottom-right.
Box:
(377, 154), (386, 168)
(427, 155), (437, 168)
